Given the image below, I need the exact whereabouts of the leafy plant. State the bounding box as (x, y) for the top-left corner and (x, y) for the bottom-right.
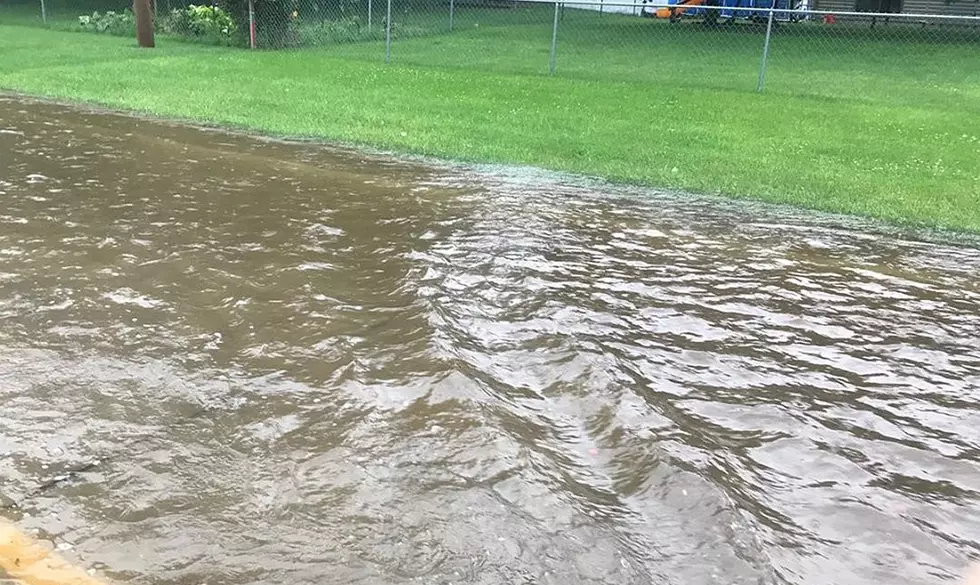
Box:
(217, 0), (299, 47)
(336, 0), (360, 18)
(297, 16), (369, 44)
(77, 10), (135, 36)
(295, 16), (427, 45)
(162, 4), (237, 43)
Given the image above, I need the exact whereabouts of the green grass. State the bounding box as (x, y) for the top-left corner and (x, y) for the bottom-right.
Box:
(0, 13), (978, 230)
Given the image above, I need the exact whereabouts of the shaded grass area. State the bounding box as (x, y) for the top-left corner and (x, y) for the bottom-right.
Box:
(0, 0), (128, 27)
(0, 23), (978, 230)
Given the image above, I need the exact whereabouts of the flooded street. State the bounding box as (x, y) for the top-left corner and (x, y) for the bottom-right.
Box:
(2, 95), (980, 585)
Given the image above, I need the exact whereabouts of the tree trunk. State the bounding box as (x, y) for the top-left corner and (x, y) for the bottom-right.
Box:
(134, 0), (155, 47)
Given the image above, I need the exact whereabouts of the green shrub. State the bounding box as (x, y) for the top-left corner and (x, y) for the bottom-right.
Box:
(162, 4), (238, 44)
(296, 16), (370, 44)
(217, 0), (298, 47)
(295, 16), (428, 45)
(77, 10), (135, 36)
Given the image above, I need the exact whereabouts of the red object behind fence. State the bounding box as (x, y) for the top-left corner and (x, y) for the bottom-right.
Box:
(248, 0), (257, 49)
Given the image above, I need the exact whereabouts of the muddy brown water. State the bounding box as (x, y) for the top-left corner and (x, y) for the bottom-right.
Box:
(1, 95), (980, 585)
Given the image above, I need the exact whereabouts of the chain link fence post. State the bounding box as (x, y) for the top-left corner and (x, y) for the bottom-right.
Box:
(248, 0), (256, 48)
(40, 0), (47, 24)
(756, 5), (775, 92)
(449, 0), (455, 31)
(549, 1), (561, 75)
(385, 0), (392, 63)
(368, 0), (372, 29)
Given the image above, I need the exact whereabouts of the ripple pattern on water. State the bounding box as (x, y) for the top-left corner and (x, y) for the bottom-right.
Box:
(1, 96), (979, 585)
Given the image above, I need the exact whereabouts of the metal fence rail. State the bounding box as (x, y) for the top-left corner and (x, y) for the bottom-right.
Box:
(3, 0), (978, 97)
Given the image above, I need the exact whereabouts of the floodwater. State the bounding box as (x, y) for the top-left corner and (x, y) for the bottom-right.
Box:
(1, 95), (979, 585)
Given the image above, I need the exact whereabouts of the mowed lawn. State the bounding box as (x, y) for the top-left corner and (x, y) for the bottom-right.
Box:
(0, 9), (978, 230)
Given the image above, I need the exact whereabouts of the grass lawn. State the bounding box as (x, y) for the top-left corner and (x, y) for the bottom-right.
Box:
(0, 11), (978, 231)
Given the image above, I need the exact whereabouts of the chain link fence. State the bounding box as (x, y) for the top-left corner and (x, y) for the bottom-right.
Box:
(0, 0), (196, 26)
(2, 0), (978, 97)
(275, 0), (980, 99)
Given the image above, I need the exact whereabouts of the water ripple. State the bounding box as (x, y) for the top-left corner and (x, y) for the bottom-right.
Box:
(1, 96), (978, 585)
